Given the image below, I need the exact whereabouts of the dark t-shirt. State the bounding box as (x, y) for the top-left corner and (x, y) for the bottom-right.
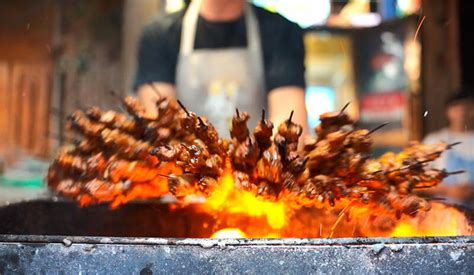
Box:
(133, 5), (306, 93)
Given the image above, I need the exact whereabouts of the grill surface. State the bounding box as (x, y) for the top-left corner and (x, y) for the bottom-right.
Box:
(0, 199), (472, 274)
(0, 199), (216, 237)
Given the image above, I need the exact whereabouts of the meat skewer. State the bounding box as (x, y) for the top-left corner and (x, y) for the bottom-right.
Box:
(253, 109), (274, 152)
(230, 108), (250, 143)
(48, 94), (458, 221)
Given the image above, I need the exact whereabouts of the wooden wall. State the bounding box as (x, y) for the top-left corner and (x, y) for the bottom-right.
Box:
(0, 0), (126, 164)
(51, 0), (124, 149)
(421, 0), (461, 135)
(0, 1), (54, 162)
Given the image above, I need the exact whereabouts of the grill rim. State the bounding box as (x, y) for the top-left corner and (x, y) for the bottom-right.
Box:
(0, 234), (472, 246)
(1, 234), (472, 274)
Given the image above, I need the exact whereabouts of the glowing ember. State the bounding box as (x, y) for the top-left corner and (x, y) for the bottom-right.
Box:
(211, 228), (247, 238)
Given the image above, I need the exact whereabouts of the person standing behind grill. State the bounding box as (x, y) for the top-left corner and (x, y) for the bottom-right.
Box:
(422, 89), (474, 206)
(133, 0), (308, 137)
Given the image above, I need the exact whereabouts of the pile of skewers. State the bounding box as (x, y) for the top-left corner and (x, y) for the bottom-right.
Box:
(47, 91), (462, 217)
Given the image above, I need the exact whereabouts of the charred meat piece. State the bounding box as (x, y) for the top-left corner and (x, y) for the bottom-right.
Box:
(276, 111), (303, 144)
(85, 107), (143, 136)
(230, 109), (250, 143)
(253, 109), (274, 151)
(233, 137), (260, 173)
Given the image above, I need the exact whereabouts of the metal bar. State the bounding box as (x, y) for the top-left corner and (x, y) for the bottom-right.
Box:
(0, 235), (472, 274)
(0, 234), (473, 246)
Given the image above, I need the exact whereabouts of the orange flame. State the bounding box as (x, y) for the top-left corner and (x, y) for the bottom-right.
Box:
(201, 165), (288, 230)
(391, 202), (472, 237)
(77, 161), (472, 238)
(195, 164), (472, 238)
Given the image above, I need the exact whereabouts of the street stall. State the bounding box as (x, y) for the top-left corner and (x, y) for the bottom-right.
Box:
(0, 0), (472, 273)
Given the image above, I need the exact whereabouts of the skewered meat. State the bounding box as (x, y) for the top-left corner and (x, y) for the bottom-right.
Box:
(230, 109), (250, 143)
(85, 107), (143, 136)
(276, 111), (303, 144)
(233, 137), (260, 173)
(47, 94), (460, 221)
(253, 109), (274, 152)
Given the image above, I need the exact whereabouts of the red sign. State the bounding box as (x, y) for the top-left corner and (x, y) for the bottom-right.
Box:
(360, 91), (405, 123)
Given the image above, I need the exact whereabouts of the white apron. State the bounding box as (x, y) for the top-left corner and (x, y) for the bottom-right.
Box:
(175, 0), (266, 137)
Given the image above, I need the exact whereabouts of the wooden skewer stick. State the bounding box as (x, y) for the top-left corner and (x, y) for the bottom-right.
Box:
(235, 108), (240, 117)
(446, 170), (465, 176)
(417, 159), (433, 165)
(287, 110), (294, 125)
(198, 117), (207, 128)
(367, 122), (389, 136)
(180, 143), (191, 150)
(386, 158), (432, 173)
(261, 109), (266, 122)
(339, 102), (351, 114)
(302, 156), (310, 166)
(177, 100), (190, 116)
(447, 141), (462, 149)
(421, 196), (446, 201)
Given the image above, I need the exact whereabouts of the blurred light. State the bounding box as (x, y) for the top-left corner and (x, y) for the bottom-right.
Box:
(350, 13), (382, 27)
(305, 86), (335, 129)
(253, 0), (331, 28)
(397, 0), (421, 16)
(253, 0), (278, 12)
(166, 0), (185, 13)
(379, 0), (397, 20)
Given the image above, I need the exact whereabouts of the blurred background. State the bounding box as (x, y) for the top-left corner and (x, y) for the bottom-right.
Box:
(0, 0), (472, 206)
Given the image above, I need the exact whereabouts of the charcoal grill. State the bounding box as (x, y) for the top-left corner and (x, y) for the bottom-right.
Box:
(0, 199), (472, 274)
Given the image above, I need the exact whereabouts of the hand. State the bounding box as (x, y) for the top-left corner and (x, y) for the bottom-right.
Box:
(137, 82), (177, 117)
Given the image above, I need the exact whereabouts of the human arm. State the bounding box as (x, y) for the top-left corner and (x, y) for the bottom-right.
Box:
(137, 82), (177, 117)
(268, 86), (309, 138)
(133, 15), (180, 116)
(263, 13), (308, 137)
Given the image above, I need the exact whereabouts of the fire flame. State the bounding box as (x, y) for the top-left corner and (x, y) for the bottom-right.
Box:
(203, 167), (472, 238)
(390, 202), (472, 237)
(211, 228), (247, 238)
(202, 166), (287, 229)
(73, 160), (472, 238)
